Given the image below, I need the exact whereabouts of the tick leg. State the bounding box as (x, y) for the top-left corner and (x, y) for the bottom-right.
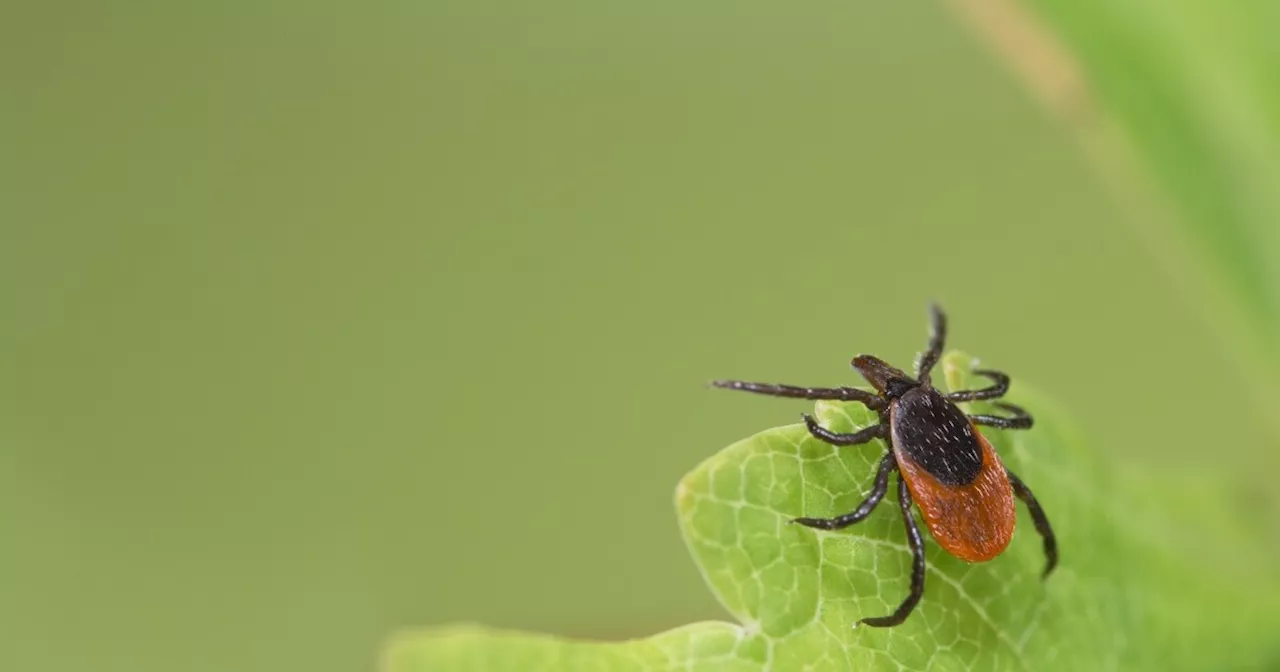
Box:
(968, 401), (1033, 430)
(945, 369), (1010, 402)
(915, 302), (947, 383)
(860, 474), (926, 628)
(710, 380), (885, 410)
(802, 414), (886, 446)
(1008, 471), (1058, 577)
(792, 452), (896, 530)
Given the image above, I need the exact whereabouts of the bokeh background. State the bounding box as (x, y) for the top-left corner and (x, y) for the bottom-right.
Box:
(4, 2), (1270, 671)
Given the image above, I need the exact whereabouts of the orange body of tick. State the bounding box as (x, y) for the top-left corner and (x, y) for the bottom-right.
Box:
(713, 304), (1057, 627)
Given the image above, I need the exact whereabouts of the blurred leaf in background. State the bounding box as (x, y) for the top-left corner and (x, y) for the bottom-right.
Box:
(387, 355), (1280, 670)
(950, 0), (1280, 435)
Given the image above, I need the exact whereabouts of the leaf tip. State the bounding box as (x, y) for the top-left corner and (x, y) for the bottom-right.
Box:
(674, 476), (696, 512)
(377, 623), (484, 672)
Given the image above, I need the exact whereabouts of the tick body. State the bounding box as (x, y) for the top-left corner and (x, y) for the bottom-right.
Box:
(712, 304), (1057, 627)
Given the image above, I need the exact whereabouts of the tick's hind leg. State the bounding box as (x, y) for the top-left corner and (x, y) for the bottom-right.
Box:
(792, 453), (896, 530)
(859, 475), (926, 628)
(711, 380), (885, 411)
(945, 369), (1010, 402)
(915, 303), (947, 383)
(969, 401), (1033, 430)
(802, 415), (887, 446)
(1008, 471), (1058, 577)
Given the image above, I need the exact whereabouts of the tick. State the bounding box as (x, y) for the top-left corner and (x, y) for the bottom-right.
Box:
(712, 304), (1057, 627)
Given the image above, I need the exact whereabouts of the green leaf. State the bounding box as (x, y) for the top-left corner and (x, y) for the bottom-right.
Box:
(384, 353), (1280, 670)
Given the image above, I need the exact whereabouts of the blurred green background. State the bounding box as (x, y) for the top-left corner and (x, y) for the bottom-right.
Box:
(3, 2), (1261, 671)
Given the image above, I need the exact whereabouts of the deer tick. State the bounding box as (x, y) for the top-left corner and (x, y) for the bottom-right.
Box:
(712, 304), (1057, 627)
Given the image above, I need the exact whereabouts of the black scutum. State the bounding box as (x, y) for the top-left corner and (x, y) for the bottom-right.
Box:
(891, 387), (983, 486)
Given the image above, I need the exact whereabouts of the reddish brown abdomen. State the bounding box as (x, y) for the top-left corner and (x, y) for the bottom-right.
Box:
(893, 421), (1016, 562)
